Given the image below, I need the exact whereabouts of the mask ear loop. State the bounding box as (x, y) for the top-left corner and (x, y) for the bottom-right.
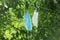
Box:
(24, 1), (29, 12)
(34, 2), (37, 10)
(26, 1), (29, 10)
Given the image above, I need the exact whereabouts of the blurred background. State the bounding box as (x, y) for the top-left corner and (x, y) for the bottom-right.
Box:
(0, 0), (60, 40)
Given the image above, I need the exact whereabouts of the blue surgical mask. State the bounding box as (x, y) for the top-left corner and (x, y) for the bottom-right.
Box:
(24, 11), (32, 31)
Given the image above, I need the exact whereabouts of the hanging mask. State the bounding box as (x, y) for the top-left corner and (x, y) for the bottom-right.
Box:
(24, 11), (32, 31)
(32, 10), (38, 27)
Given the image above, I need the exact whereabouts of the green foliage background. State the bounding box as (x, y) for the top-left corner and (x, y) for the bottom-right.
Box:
(0, 0), (60, 40)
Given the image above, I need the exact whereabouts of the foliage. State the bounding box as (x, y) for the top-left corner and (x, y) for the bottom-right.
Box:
(0, 0), (60, 40)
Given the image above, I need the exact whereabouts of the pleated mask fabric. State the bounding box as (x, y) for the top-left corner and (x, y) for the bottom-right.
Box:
(32, 10), (38, 27)
(24, 11), (32, 31)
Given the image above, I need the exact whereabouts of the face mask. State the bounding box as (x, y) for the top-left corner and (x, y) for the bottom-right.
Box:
(32, 10), (38, 27)
(24, 11), (32, 31)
